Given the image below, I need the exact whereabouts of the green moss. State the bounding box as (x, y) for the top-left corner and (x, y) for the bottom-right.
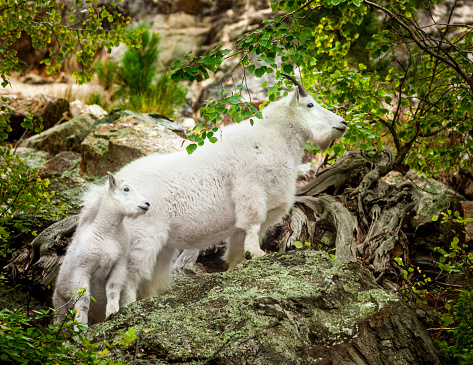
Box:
(85, 251), (404, 364)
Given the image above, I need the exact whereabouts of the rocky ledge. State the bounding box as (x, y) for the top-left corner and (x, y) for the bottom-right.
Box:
(86, 250), (443, 364)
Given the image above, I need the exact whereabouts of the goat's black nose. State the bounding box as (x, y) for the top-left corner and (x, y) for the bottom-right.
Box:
(341, 120), (347, 126)
(145, 202), (150, 207)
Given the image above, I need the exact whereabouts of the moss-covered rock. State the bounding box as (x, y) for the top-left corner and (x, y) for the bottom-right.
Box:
(87, 251), (443, 364)
(22, 113), (98, 155)
(79, 111), (188, 177)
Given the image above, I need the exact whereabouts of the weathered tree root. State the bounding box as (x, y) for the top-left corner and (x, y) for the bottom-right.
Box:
(4, 215), (78, 289)
(265, 147), (422, 290)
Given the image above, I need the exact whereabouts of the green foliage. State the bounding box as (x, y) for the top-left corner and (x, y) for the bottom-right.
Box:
(0, 0), (141, 86)
(94, 26), (188, 117)
(438, 288), (473, 364)
(0, 0), (139, 243)
(114, 72), (188, 116)
(0, 136), (68, 247)
(434, 211), (473, 276)
(114, 24), (160, 95)
(93, 61), (118, 90)
(428, 211), (473, 361)
(171, 0), (473, 171)
(86, 92), (110, 111)
(0, 281), (137, 364)
(0, 307), (136, 364)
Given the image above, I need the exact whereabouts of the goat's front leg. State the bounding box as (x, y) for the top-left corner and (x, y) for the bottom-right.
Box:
(243, 224), (265, 259)
(105, 259), (127, 320)
(232, 181), (267, 261)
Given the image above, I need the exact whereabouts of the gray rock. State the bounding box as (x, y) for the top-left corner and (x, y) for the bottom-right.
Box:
(0, 92), (69, 141)
(80, 111), (188, 177)
(86, 251), (443, 364)
(22, 113), (98, 155)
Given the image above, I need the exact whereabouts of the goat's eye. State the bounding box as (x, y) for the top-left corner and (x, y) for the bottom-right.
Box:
(307, 103), (314, 108)
(124, 187), (130, 192)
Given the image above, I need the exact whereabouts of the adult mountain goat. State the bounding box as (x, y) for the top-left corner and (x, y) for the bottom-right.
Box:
(53, 173), (150, 326)
(115, 74), (347, 305)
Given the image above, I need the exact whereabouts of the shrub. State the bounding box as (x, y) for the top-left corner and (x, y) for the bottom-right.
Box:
(0, 284), (137, 364)
(93, 61), (118, 90)
(114, 24), (160, 96)
(438, 288), (473, 364)
(95, 25), (188, 118)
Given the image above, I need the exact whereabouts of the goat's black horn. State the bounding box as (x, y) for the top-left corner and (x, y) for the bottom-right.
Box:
(280, 73), (308, 97)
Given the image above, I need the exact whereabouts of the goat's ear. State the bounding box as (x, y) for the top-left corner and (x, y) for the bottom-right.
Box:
(107, 171), (117, 190)
(289, 86), (300, 106)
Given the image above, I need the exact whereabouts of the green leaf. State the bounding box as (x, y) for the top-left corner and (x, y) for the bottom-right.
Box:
(186, 143), (197, 154)
(282, 64), (293, 74)
(394, 257), (403, 266)
(255, 67), (266, 78)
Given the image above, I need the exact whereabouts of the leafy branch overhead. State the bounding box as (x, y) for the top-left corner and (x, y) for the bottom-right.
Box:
(171, 0), (473, 178)
(0, 1), (141, 242)
(0, 0), (141, 87)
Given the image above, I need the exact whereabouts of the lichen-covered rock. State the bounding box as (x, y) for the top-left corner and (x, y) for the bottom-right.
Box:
(87, 251), (443, 364)
(22, 113), (98, 155)
(80, 111), (188, 177)
(39, 151), (81, 178)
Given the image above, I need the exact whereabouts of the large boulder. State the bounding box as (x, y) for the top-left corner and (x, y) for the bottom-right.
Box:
(80, 111), (188, 177)
(87, 251), (443, 364)
(0, 91), (69, 141)
(22, 113), (98, 155)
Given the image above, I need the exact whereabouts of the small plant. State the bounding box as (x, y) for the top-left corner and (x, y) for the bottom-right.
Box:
(94, 25), (188, 117)
(86, 92), (110, 111)
(93, 61), (118, 90)
(114, 24), (160, 96)
(294, 241), (311, 249)
(115, 72), (187, 115)
(0, 285), (137, 364)
(438, 288), (473, 365)
(433, 211), (473, 276)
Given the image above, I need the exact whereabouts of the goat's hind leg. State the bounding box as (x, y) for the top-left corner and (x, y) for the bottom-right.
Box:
(68, 267), (92, 328)
(122, 227), (169, 306)
(138, 245), (177, 300)
(224, 230), (246, 270)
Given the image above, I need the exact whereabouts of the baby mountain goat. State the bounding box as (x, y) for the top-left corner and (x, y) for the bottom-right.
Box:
(53, 173), (150, 326)
(113, 74), (347, 306)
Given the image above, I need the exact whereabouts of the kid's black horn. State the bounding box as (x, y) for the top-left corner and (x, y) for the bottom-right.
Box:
(280, 73), (308, 97)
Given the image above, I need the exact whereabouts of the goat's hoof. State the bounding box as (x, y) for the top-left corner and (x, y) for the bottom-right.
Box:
(106, 311), (118, 321)
(245, 249), (265, 260)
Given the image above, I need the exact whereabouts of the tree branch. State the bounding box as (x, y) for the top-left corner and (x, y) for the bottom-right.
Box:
(363, 0), (473, 93)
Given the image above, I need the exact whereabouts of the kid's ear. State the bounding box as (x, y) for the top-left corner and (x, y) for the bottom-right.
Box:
(107, 171), (117, 190)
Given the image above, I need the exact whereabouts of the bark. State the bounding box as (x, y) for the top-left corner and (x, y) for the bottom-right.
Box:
(4, 215), (78, 289)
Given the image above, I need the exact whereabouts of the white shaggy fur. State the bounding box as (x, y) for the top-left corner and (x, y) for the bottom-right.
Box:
(113, 83), (347, 306)
(52, 173), (150, 326)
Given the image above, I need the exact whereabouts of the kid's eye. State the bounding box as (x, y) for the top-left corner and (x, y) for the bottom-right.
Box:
(124, 187), (130, 192)
(307, 103), (314, 108)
